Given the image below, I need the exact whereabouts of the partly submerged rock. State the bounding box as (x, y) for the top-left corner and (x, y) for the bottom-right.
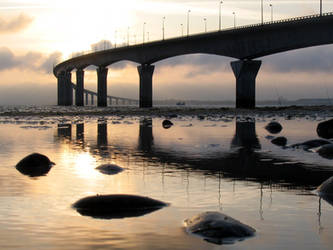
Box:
(96, 164), (124, 175)
(15, 153), (55, 177)
(316, 176), (333, 206)
(317, 176), (333, 195)
(184, 212), (255, 245)
(271, 137), (287, 147)
(317, 144), (333, 159)
(162, 119), (173, 129)
(317, 119), (333, 139)
(291, 139), (331, 151)
(73, 194), (168, 219)
(265, 121), (282, 134)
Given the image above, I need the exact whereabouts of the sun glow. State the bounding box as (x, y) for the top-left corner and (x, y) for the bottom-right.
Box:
(74, 152), (99, 179)
(31, 0), (136, 58)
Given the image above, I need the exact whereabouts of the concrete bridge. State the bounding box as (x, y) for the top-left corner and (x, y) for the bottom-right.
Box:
(54, 12), (333, 108)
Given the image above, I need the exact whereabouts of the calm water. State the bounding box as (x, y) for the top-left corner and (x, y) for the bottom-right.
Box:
(0, 111), (333, 249)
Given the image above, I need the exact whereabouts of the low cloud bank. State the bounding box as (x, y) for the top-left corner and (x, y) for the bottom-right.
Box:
(0, 13), (33, 34)
(0, 47), (61, 74)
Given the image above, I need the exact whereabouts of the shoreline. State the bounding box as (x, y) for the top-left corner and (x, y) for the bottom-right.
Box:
(0, 105), (333, 117)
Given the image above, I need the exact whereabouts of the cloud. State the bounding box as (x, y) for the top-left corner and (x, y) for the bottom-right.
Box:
(0, 13), (33, 33)
(39, 52), (62, 73)
(91, 40), (114, 51)
(263, 45), (333, 73)
(0, 47), (62, 73)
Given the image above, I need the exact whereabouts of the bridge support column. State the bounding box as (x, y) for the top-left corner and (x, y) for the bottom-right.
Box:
(97, 66), (108, 107)
(85, 93), (89, 105)
(91, 94), (94, 105)
(138, 64), (154, 108)
(76, 69), (84, 106)
(57, 71), (66, 105)
(231, 60), (261, 109)
(64, 71), (73, 106)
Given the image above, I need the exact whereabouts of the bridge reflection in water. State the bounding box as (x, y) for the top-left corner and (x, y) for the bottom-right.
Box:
(56, 119), (333, 190)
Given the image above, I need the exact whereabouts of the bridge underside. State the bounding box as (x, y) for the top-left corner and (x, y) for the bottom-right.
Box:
(56, 59), (262, 109)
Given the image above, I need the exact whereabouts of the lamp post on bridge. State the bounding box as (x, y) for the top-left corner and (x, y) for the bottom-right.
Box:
(320, 0), (323, 16)
(204, 18), (207, 32)
(127, 27), (130, 46)
(261, 0), (263, 25)
(233, 12), (236, 28)
(269, 3), (273, 22)
(219, 1), (223, 30)
(114, 30), (117, 48)
(187, 10), (191, 36)
(162, 16), (166, 40)
(143, 22), (146, 43)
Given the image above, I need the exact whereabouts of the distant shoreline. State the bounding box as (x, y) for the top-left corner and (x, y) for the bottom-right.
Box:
(0, 105), (333, 117)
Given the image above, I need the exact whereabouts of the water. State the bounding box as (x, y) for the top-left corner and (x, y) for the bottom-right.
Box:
(0, 108), (333, 249)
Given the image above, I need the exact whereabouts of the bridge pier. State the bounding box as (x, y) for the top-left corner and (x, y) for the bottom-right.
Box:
(57, 71), (66, 105)
(138, 64), (154, 108)
(85, 93), (89, 105)
(76, 69), (84, 106)
(97, 66), (108, 107)
(64, 71), (73, 106)
(231, 60), (261, 109)
(91, 94), (94, 105)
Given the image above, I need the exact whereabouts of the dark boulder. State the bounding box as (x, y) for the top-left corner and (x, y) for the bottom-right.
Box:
(15, 153), (55, 177)
(73, 194), (168, 219)
(265, 121), (282, 134)
(291, 139), (331, 151)
(184, 212), (255, 245)
(96, 164), (124, 175)
(316, 176), (333, 206)
(271, 137), (287, 147)
(317, 119), (333, 139)
(162, 120), (173, 129)
(317, 144), (333, 159)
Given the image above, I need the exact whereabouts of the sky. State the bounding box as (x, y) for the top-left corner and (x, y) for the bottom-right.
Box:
(1, 0), (333, 105)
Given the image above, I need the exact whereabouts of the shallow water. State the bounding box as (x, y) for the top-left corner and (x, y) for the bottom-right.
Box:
(0, 111), (333, 249)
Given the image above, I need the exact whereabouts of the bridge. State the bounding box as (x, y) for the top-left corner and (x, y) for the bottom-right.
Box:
(54, 12), (333, 109)
(70, 82), (138, 106)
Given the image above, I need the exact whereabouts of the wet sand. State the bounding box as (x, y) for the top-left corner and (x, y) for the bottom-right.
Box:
(0, 105), (333, 118)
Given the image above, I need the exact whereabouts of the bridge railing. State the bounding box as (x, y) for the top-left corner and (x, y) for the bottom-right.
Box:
(55, 11), (333, 63)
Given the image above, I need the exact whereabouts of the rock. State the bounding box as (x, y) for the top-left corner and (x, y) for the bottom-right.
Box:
(317, 176), (333, 195)
(168, 114), (178, 118)
(184, 212), (255, 245)
(317, 144), (333, 159)
(162, 119), (173, 129)
(316, 176), (333, 206)
(317, 119), (333, 139)
(271, 137), (287, 147)
(96, 164), (124, 175)
(15, 153), (55, 177)
(73, 194), (168, 219)
(291, 139), (331, 150)
(265, 121), (282, 134)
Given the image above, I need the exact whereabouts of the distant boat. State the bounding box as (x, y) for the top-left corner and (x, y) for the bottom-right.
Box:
(176, 102), (186, 106)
